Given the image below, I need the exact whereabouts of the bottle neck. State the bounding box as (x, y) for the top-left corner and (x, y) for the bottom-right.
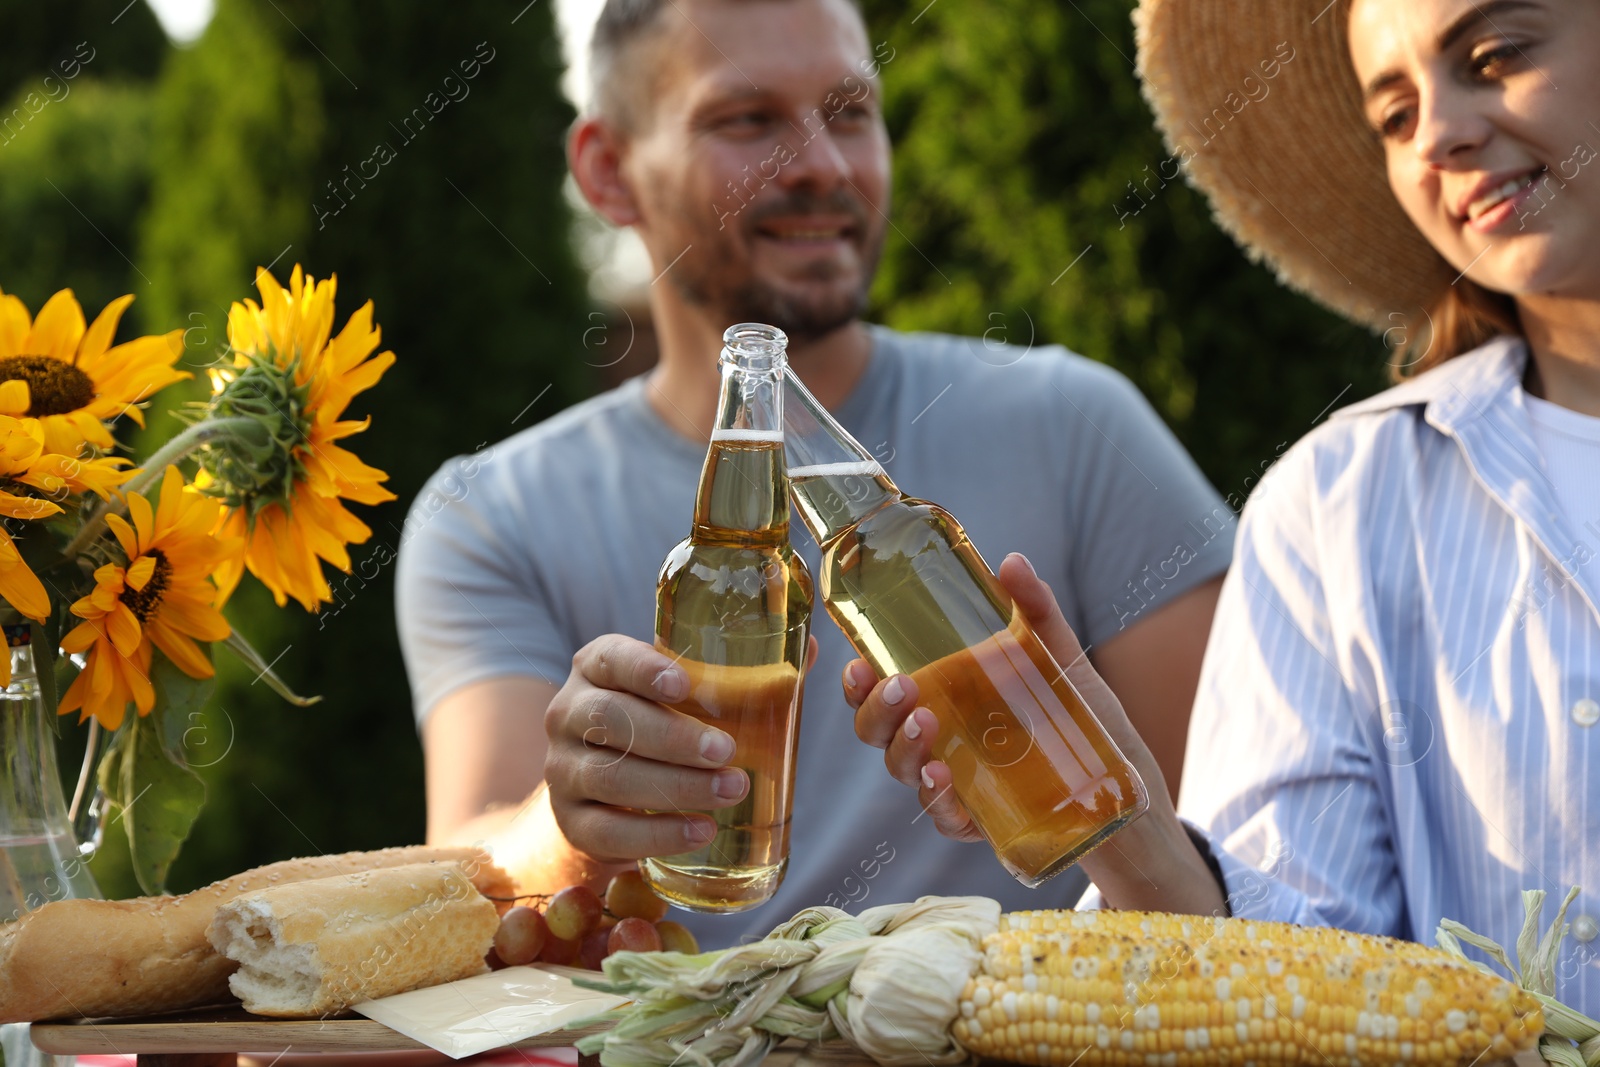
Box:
(714, 354), (783, 436)
(2, 623), (72, 836)
(788, 465), (900, 545)
(780, 368), (900, 544)
(691, 357), (790, 543)
(5, 624), (36, 687)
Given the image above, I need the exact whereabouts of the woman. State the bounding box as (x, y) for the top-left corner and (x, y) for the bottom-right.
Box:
(846, 0), (1600, 1015)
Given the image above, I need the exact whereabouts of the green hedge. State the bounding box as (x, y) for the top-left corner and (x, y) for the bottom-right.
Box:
(859, 0), (1389, 497)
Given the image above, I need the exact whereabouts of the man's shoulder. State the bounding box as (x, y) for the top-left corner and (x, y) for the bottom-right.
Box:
(871, 324), (1145, 414)
(488, 379), (651, 466)
(444, 379), (649, 469)
(410, 379), (656, 517)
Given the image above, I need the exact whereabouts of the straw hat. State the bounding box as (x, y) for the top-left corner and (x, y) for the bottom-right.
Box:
(1134, 0), (1455, 331)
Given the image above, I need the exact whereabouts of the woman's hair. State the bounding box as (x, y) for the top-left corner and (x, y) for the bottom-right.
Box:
(1393, 280), (1521, 380)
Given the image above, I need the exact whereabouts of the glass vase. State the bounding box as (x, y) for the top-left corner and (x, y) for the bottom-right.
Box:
(2, 620), (97, 1067)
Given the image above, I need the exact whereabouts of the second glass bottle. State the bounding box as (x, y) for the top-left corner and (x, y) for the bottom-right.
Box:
(781, 368), (1148, 887)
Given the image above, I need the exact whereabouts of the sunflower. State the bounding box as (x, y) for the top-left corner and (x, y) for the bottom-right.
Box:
(0, 414), (133, 637)
(198, 265), (394, 612)
(58, 466), (237, 731)
(0, 287), (189, 457)
(0, 414), (133, 517)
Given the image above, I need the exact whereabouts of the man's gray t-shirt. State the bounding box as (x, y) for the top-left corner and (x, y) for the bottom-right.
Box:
(397, 325), (1234, 946)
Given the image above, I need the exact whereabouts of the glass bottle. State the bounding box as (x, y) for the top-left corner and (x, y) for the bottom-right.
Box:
(2, 621), (96, 1067)
(781, 370), (1149, 887)
(642, 324), (814, 913)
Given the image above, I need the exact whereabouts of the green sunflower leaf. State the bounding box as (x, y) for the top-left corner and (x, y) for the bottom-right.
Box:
(86, 649), (211, 896)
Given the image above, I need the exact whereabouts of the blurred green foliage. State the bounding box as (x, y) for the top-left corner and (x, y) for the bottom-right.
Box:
(859, 0), (1390, 498)
(2, 0), (590, 889)
(143, 0), (593, 888)
(0, 79), (151, 316)
(0, 0), (165, 313)
(0, 0), (165, 104)
(136, 0), (324, 370)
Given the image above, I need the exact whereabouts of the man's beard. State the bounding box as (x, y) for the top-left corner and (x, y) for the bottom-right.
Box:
(670, 191), (884, 344)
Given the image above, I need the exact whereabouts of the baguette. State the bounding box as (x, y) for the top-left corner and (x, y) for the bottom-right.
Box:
(209, 862), (499, 1017)
(0, 845), (513, 1023)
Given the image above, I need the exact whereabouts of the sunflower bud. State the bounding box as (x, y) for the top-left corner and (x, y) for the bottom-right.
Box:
(194, 351), (309, 516)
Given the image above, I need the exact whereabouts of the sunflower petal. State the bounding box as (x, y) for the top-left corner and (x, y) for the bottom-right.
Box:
(329, 348), (395, 409)
(107, 603), (143, 658)
(0, 417), (42, 475)
(311, 442), (394, 504)
(98, 699), (126, 730)
(226, 301), (263, 357)
(90, 330), (188, 395)
(295, 274), (336, 372)
(58, 663), (88, 718)
(153, 465), (186, 538)
(40, 410), (112, 456)
(155, 591), (231, 642)
(46, 454), (132, 500)
(105, 512), (140, 559)
(60, 619), (101, 654)
(0, 379), (30, 418)
(24, 289), (86, 361)
(125, 554), (156, 591)
(148, 620), (216, 679)
(126, 644), (155, 714)
(325, 301), (379, 373)
(0, 488), (62, 520)
(78, 294), (135, 365)
(0, 564), (50, 621)
(0, 291), (31, 357)
(0, 529), (50, 621)
(125, 488), (154, 549)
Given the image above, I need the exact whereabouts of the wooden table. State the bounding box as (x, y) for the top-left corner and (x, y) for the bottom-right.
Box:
(30, 1009), (607, 1067)
(29, 1010), (877, 1067)
(26, 1013), (1554, 1067)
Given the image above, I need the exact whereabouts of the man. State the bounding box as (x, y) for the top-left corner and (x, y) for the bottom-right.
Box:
(397, 0), (1231, 946)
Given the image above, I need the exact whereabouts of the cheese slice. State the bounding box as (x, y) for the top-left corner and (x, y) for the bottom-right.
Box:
(353, 964), (628, 1059)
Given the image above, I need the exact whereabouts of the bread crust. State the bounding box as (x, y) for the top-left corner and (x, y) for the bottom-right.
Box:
(0, 845), (512, 1023)
(209, 862), (499, 1017)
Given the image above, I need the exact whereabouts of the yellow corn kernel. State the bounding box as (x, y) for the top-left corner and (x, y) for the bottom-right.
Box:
(954, 913), (1543, 1067)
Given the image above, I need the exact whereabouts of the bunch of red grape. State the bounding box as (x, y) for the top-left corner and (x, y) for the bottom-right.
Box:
(489, 870), (699, 970)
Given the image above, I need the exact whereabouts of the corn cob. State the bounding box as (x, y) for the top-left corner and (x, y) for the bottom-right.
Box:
(957, 910), (1543, 1067)
(572, 898), (1548, 1067)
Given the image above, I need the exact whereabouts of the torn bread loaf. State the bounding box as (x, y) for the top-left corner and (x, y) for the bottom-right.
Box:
(0, 845), (512, 1023)
(208, 861), (500, 1017)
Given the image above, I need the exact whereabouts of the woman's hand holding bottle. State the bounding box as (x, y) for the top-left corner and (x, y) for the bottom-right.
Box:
(842, 552), (1230, 915)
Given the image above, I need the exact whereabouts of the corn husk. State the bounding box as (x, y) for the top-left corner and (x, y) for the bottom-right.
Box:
(1436, 886), (1600, 1067)
(572, 896), (999, 1067)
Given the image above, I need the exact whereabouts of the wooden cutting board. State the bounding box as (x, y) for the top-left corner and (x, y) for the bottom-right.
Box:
(29, 1009), (879, 1067)
(29, 1008), (608, 1054)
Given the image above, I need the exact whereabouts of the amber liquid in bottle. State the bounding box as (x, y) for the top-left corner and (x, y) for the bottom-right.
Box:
(784, 379), (1147, 887)
(643, 328), (813, 913)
